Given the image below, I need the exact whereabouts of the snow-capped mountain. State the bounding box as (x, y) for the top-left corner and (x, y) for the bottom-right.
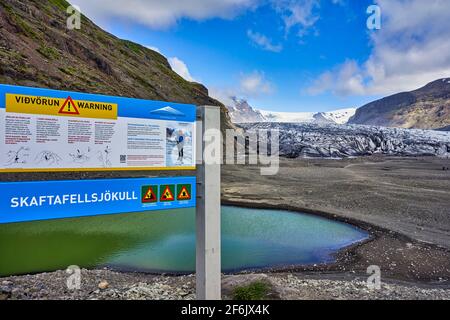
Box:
(259, 110), (315, 123)
(225, 97), (356, 125)
(260, 108), (356, 125)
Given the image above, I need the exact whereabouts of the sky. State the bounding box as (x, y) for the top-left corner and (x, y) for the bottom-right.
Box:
(71, 0), (450, 112)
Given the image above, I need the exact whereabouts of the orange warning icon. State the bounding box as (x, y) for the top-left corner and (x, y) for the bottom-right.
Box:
(59, 96), (80, 115)
(177, 186), (191, 200)
(142, 186), (157, 203)
(160, 185), (175, 202)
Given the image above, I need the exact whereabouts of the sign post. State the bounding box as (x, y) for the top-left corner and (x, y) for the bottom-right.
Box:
(196, 106), (221, 300)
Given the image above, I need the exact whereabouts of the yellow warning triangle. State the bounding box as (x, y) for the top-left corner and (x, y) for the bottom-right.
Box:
(59, 96), (80, 115)
(177, 186), (191, 200)
(142, 186), (157, 202)
(161, 186), (174, 201)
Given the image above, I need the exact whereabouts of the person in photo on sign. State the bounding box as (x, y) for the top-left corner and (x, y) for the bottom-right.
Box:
(176, 129), (185, 164)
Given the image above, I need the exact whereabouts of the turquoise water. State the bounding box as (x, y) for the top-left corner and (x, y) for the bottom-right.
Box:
(0, 206), (368, 276)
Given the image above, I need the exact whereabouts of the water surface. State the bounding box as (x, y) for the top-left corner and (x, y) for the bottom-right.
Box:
(0, 206), (368, 276)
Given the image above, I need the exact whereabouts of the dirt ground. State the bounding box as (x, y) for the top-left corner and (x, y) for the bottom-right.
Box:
(222, 156), (450, 283)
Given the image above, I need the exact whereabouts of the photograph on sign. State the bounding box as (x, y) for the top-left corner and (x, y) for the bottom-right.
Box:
(166, 125), (193, 166)
(0, 85), (196, 172)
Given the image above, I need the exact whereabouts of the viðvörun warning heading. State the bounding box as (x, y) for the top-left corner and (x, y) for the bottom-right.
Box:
(0, 84), (197, 172)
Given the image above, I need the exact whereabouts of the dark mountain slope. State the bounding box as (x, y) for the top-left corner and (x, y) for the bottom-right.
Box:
(349, 78), (450, 130)
(0, 0), (232, 129)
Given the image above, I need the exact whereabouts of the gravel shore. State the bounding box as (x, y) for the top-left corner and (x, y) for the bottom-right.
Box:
(2, 269), (450, 300)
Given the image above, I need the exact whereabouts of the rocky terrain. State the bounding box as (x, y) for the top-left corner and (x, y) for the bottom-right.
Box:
(349, 78), (450, 130)
(2, 269), (450, 300)
(239, 122), (450, 158)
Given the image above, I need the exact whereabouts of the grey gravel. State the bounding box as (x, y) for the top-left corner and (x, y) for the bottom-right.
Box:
(1, 269), (449, 300)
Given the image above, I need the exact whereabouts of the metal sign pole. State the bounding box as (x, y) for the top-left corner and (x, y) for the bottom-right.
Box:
(196, 105), (221, 300)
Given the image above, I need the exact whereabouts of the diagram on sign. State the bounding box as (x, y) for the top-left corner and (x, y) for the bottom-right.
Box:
(160, 185), (175, 202)
(4, 147), (30, 166)
(141, 185), (158, 203)
(98, 146), (112, 167)
(35, 151), (62, 165)
(69, 148), (91, 164)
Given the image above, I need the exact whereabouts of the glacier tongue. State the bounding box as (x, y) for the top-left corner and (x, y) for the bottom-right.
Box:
(239, 123), (450, 159)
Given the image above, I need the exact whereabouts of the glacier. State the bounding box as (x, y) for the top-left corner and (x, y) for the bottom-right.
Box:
(238, 122), (450, 159)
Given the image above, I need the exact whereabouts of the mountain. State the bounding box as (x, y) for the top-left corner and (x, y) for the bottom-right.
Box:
(258, 109), (315, 123)
(349, 78), (450, 130)
(313, 108), (357, 124)
(225, 97), (356, 124)
(261, 108), (356, 125)
(226, 97), (266, 123)
(0, 0), (233, 130)
(240, 122), (450, 159)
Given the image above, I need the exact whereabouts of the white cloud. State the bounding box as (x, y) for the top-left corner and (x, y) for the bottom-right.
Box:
(144, 46), (196, 82)
(272, 0), (321, 38)
(307, 0), (450, 96)
(240, 71), (274, 96)
(247, 30), (283, 52)
(75, 0), (336, 37)
(209, 87), (237, 106)
(209, 71), (274, 105)
(307, 60), (365, 96)
(168, 57), (197, 82)
(145, 46), (161, 53)
(73, 0), (258, 29)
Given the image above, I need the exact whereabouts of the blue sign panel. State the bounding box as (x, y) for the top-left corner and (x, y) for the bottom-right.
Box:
(0, 177), (196, 224)
(0, 84), (197, 172)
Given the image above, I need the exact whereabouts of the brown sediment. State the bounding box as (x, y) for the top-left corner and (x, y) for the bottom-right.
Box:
(221, 156), (450, 283)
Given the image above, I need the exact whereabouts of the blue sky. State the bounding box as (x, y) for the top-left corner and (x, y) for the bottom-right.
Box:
(73, 0), (450, 112)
